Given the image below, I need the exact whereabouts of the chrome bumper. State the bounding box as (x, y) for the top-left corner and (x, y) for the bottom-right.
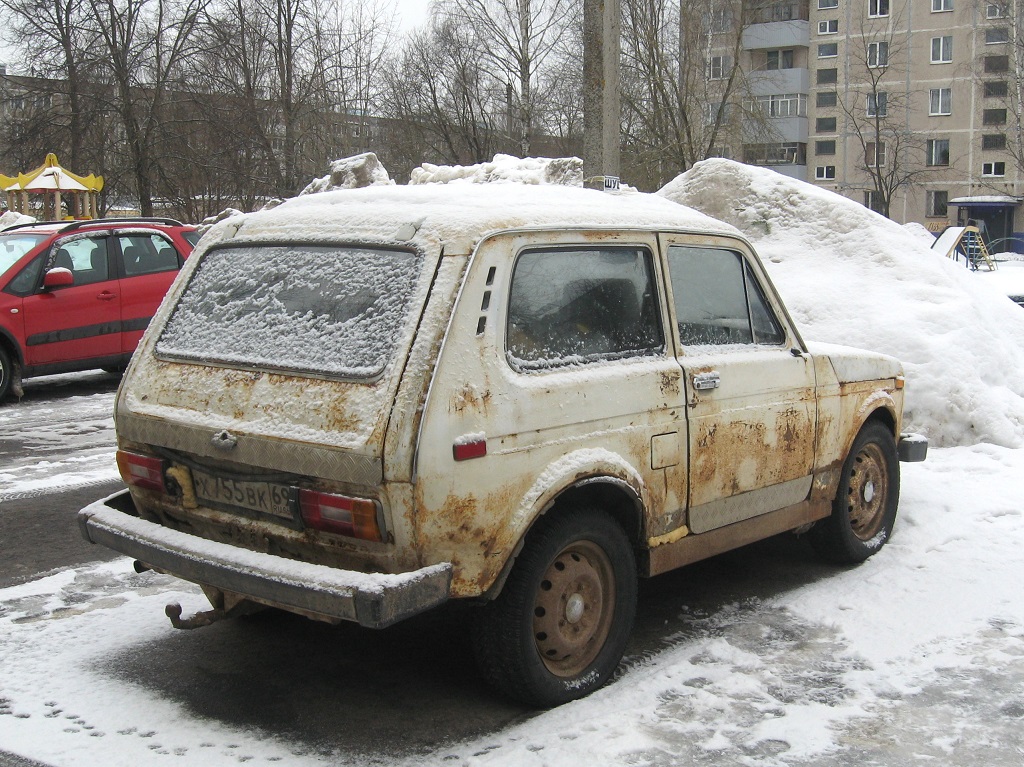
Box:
(78, 490), (452, 629)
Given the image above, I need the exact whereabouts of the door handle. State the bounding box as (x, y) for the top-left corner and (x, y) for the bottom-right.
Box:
(692, 371), (721, 390)
(97, 291), (117, 301)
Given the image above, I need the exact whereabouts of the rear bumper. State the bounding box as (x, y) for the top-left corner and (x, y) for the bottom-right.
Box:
(897, 433), (929, 463)
(78, 490), (452, 629)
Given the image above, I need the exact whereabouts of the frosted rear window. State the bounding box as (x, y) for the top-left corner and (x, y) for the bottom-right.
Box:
(156, 244), (422, 379)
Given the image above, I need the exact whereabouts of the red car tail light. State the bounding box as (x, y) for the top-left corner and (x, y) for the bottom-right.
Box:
(116, 450), (167, 492)
(298, 489), (383, 542)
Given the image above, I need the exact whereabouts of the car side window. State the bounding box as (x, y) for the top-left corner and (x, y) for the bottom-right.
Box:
(119, 234), (180, 276)
(507, 246), (664, 370)
(667, 245), (785, 346)
(49, 237), (109, 286)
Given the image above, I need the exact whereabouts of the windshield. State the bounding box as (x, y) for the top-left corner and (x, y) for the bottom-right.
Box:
(0, 233), (45, 277)
(156, 244), (424, 380)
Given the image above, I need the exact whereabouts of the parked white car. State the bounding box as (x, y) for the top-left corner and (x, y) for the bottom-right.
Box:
(80, 181), (926, 706)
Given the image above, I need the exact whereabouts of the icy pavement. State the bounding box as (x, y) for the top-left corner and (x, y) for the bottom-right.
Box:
(0, 374), (119, 502)
(1, 447), (1022, 766)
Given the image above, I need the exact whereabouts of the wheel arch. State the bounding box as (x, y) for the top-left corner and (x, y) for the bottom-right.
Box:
(484, 450), (648, 600)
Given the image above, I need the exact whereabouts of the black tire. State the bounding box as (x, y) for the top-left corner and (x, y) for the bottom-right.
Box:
(810, 421), (899, 564)
(472, 508), (637, 708)
(0, 346), (12, 402)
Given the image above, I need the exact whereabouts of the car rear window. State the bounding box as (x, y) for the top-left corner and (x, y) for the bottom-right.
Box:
(156, 244), (423, 379)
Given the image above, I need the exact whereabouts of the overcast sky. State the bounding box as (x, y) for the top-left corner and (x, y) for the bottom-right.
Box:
(394, 0), (430, 30)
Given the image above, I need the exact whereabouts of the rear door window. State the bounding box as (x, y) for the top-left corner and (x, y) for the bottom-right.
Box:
(506, 246), (663, 370)
(156, 244), (423, 380)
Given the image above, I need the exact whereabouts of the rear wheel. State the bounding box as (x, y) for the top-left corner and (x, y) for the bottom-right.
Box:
(0, 346), (12, 401)
(472, 508), (637, 707)
(810, 421), (899, 564)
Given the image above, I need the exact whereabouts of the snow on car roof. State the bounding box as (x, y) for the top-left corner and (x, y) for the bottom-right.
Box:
(224, 182), (738, 250)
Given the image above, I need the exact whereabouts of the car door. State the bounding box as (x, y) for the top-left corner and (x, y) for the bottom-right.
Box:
(21, 235), (121, 366)
(660, 235), (817, 535)
(114, 232), (184, 353)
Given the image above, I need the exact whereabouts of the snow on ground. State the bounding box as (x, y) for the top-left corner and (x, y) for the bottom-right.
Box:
(1, 448), (1022, 766)
(659, 159), (1024, 449)
(0, 374), (119, 500)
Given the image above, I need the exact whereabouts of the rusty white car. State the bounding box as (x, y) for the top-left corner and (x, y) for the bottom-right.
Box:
(79, 181), (927, 707)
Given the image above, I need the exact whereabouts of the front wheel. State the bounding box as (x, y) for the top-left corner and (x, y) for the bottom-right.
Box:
(810, 421), (899, 564)
(472, 508), (637, 707)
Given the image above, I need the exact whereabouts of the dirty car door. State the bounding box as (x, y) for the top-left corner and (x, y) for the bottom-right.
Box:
(661, 237), (817, 535)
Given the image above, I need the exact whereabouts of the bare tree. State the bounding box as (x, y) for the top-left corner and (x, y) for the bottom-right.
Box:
(437, 0), (576, 156)
(619, 0), (753, 189)
(836, 8), (925, 218)
(87, 0), (210, 215)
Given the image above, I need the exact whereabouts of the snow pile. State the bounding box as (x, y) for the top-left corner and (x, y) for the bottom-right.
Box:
(0, 210), (35, 229)
(659, 159), (1024, 448)
(298, 152), (393, 195)
(409, 153), (583, 186)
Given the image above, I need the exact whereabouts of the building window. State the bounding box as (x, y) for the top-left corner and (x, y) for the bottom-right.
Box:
(708, 55), (731, 79)
(817, 116), (837, 132)
(866, 141), (887, 167)
(817, 91), (838, 107)
(815, 166), (837, 180)
(742, 143), (807, 165)
(929, 88), (952, 115)
(986, 28), (1010, 44)
(867, 92), (888, 116)
(931, 36), (953, 63)
(816, 139), (837, 155)
(986, 3), (1005, 16)
(817, 68), (838, 84)
(818, 43), (839, 58)
(766, 49), (795, 70)
(982, 134), (1007, 150)
(819, 19), (839, 34)
(983, 108), (1008, 124)
(819, 0), (839, 7)
(931, 0), (952, 10)
(864, 190), (884, 213)
(927, 191), (948, 217)
(926, 139), (950, 166)
(982, 161), (1006, 177)
(709, 7), (733, 32)
(868, 41), (889, 67)
(869, 0), (889, 16)
(754, 93), (807, 117)
(984, 81), (1009, 97)
(984, 55), (1010, 73)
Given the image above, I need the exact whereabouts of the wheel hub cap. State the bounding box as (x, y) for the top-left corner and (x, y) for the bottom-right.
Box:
(863, 480), (876, 504)
(565, 593), (585, 624)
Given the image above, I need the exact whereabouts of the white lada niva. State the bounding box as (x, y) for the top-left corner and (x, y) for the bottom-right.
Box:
(80, 179), (927, 707)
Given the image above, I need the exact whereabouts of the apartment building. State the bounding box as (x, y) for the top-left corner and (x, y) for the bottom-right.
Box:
(728, 0), (1023, 250)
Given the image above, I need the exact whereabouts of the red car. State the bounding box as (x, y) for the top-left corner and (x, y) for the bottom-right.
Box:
(0, 218), (198, 401)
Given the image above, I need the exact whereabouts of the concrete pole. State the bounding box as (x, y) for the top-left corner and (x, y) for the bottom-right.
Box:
(582, 0), (621, 182)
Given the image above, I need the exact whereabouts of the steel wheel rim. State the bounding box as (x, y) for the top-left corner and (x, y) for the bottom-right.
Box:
(532, 540), (615, 677)
(847, 442), (889, 540)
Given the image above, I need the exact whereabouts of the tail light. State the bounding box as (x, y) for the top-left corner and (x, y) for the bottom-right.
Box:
(116, 450), (167, 492)
(299, 489), (383, 542)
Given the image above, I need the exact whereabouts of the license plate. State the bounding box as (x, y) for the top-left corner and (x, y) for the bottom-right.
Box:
(192, 470), (295, 521)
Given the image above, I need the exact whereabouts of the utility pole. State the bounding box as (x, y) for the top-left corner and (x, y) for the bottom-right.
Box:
(582, 0), (620, 183)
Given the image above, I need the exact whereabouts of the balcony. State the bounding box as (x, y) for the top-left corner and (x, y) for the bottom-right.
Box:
(747, 68), (811, 95)
(747, 1), (810, 24)
(743, 20), (810, 50)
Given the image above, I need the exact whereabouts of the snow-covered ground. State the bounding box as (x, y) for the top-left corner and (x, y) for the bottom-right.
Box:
(2, 159), (1023, 765)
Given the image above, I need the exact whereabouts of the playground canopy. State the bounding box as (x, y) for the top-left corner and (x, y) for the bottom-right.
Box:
(0, 153), (103, 220)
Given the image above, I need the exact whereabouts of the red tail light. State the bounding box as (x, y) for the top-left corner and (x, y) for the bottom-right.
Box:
(116, 450), (167, 492)
(298, 489), (383, 542)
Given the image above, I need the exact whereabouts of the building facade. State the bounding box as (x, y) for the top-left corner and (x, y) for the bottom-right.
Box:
(727, 0), (1023, 249)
